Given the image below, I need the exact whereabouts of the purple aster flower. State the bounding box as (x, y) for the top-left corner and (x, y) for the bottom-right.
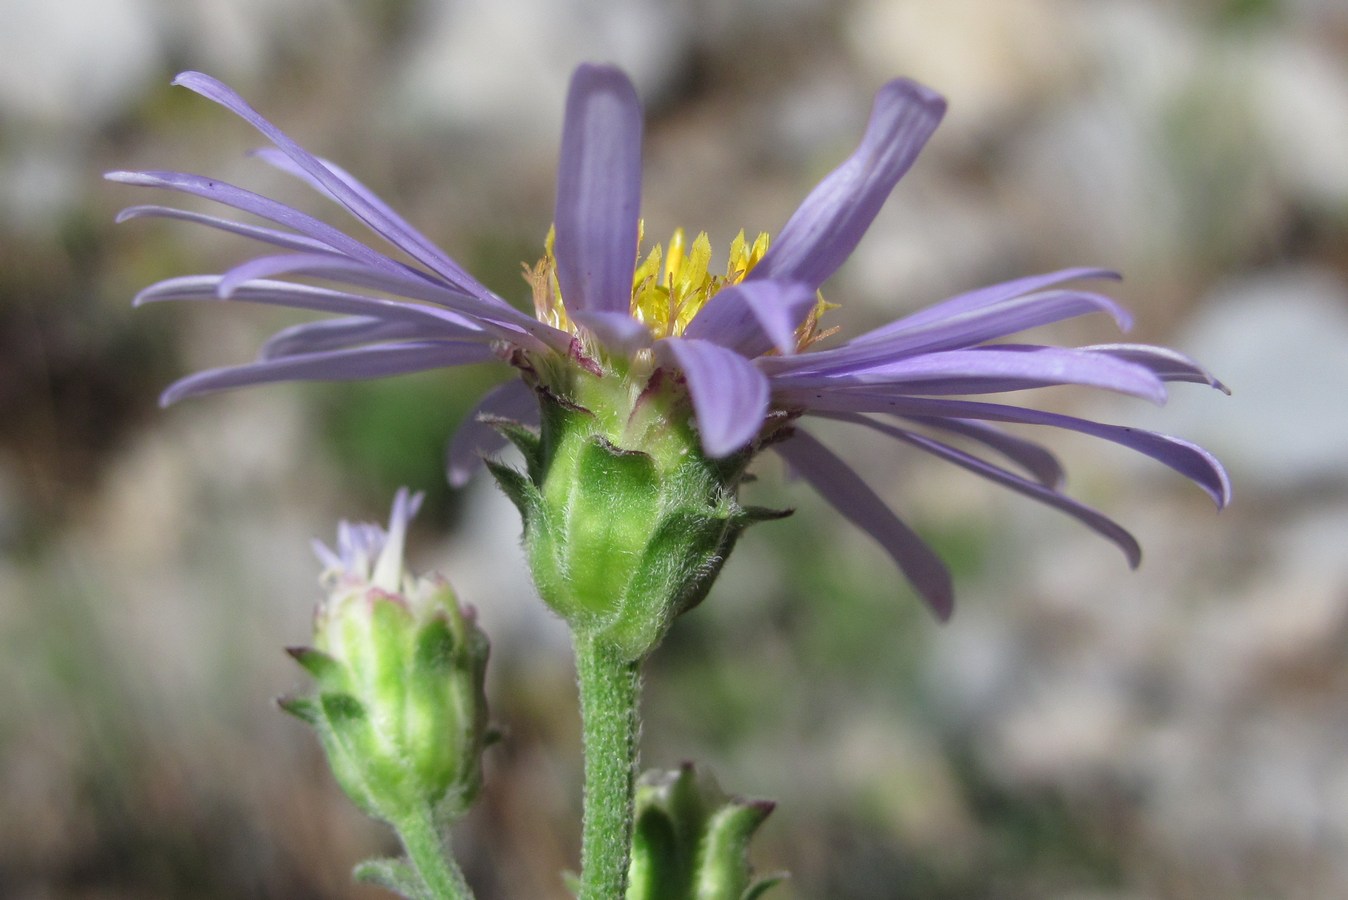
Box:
(110, 64), (1229, 621)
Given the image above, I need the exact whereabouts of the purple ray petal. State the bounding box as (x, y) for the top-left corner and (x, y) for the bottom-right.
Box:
(765, 289), (1135, 378)
(570, 310), (652, 355)
(779, 390), (1231, 507)
(114, 204), (333, 253)
(749, 79), (946, 289)
(772, 427), (953, 619)
(446, 379), (539, 487)
(881, 267), (1121, 332)
(658, 337), (770, 457)
(552, 64), (643, 314)
(213, 253), (568, 351)
(900, 416), (1064, 488)
(217, 251), (386, 297)
(107, 169), (410, 277)
(848, 289), (1131, 354)
(1083, 344), (1230, 393)
(213, 252), (492, 328)
(683, 279), (818, 357)
(777, 346), (1169, 403)
(259, 316), (441, 360)
(160, 340), (496, 406)
(823, 412), (1141, 567)
(135, 273), (564, 352)
(135, 275), (494, 336)
(249, 148), (500, 302)
(104, 172), (566, 344)
(172, 72), (500, 302)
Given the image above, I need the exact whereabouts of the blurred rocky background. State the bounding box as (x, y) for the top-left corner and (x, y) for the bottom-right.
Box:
(2, 0), (1346, 897)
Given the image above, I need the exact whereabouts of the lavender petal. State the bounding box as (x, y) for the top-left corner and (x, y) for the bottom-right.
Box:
(683, 279), (818, 357)
(213, 252), (492, 330)
(214, 253), (568, 352)
(160, 340), (495, 405)
(217, 252), (389, 297)
(658, 337), (770, 457)
(900, 416), (1065, 488)
(749, 78), (946, 289)
(570, 310), (652, 355)
(842, 289), (1132, 357)
(106, 169), (411, 277)
(259, 316), (442, 360)
(134, 273), (566, 352)
(822, 412), (1141, 567)
(1084, 343), (1230, 393)
(135, 275), (493, 337)
(172, 72), (497, 301)
(772, 427), (953, 620)
(552, 64), (643, 314)
(879, 267), (1120, 332)
(114, 204), (333, 253)
(776, 346), (1169, 404)
(446, 379), (539, 487)
(249, 148), (499, 302)
(779, 390), (1231, 507)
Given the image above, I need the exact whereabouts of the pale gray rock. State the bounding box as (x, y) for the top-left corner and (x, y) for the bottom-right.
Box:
(0, 0), (161, 124)
(1250, 36), (1348, 208)
(1140, 267), (1348, 491)
(392, 0), (689, 142)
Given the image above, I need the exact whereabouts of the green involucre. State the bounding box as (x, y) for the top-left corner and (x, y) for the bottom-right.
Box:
(282, 578), (490, 825)
(490, 374), (785, 661)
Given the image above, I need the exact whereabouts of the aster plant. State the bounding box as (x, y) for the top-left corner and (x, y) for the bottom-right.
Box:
(111, 64), (1228, 899)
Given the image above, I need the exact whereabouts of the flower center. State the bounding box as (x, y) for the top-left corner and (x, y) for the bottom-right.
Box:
(631, 227), (770, 339)
(525, 225), (839, 358)
(526, 226), (767, 339)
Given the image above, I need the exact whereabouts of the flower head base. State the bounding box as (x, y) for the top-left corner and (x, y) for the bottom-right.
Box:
(111, 63), (1229, 627)
(283, 489), (490, 824)
(488, 379), (787, 660)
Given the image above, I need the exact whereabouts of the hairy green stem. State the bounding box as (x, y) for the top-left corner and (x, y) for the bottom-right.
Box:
(393, 802), (475, 900)
(575, 635), (642, 900)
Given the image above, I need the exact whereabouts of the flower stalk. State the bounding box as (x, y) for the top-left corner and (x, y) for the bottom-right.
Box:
(387, 802), (475, 900)
(575, 634), (642, 900)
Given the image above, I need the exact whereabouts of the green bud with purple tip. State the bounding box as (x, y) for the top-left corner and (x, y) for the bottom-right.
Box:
(280, 489), (490, 825)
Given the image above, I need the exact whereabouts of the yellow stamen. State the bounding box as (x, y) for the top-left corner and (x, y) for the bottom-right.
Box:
(525, 223), (833, 353)
(795, 297), (841, 351)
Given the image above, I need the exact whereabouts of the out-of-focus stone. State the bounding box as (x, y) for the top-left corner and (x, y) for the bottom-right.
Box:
(437, 479), (573, 665)
(392, 0), (689, 142)
(0, 0), (161, 124)
(1138, 267), (1348, 491)
(846, 0), (1082, 144)
(1251, 36), (1348, 208)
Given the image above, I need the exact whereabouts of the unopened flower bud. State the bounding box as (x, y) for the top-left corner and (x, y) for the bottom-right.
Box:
(280, 489), (490, 824)
(627, 763), (784, 900)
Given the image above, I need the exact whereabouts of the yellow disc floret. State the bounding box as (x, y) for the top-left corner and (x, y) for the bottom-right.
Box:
(629, 227), (769, 339)
(525, 224), (833, 358)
